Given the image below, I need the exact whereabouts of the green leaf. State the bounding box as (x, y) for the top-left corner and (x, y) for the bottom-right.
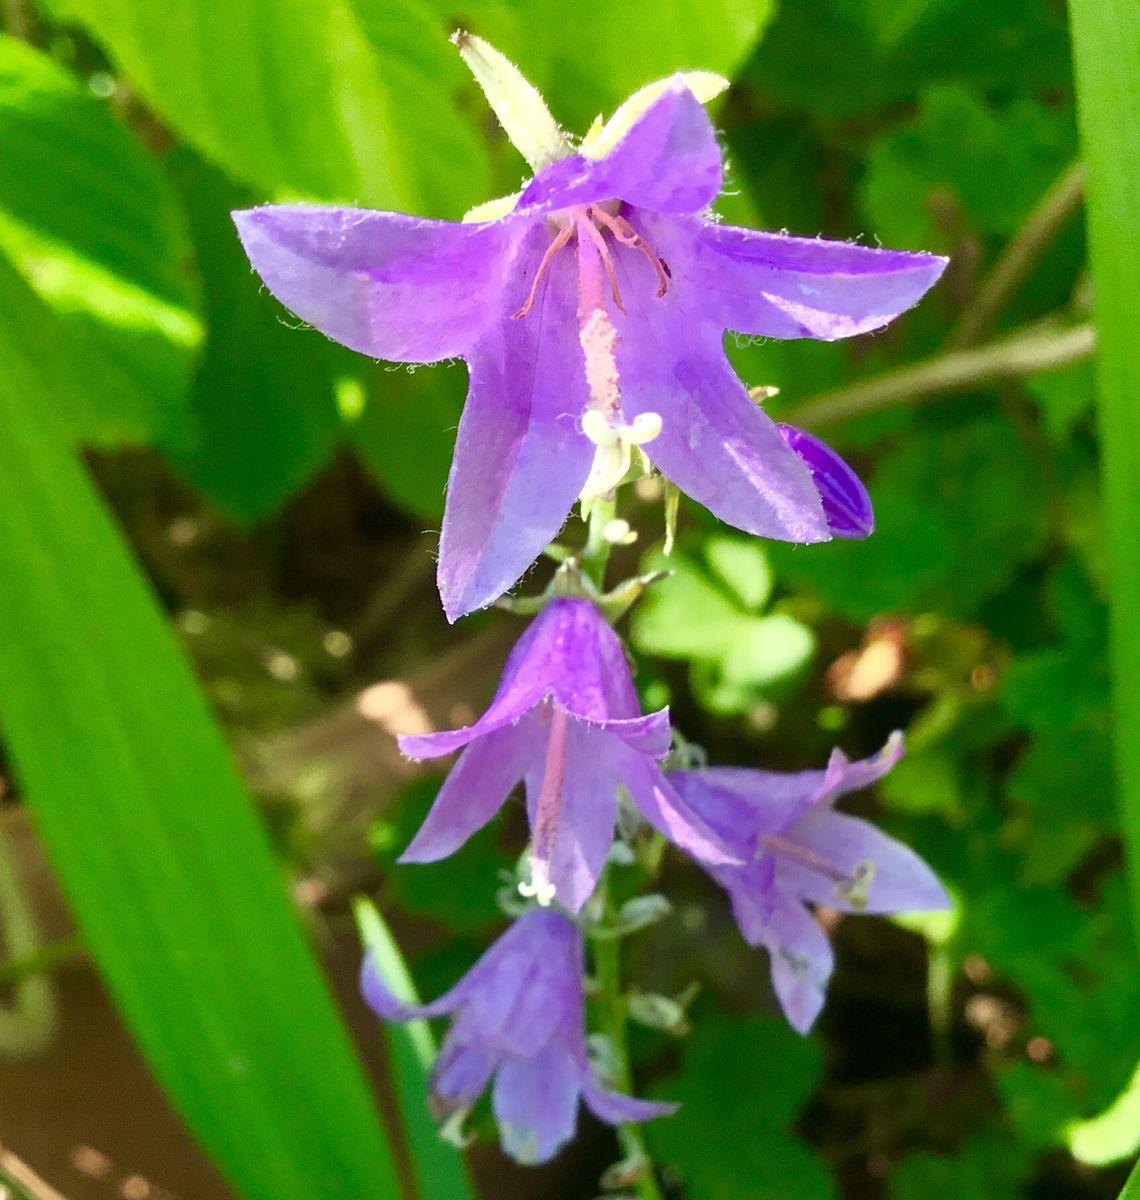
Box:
(349, 361), (465, 522)
(890, 1132), (1032, 1200)
(770, 413), (1050, 621)
(647, 1013), (834, 1200)
(704, 535), (773, 611)
(0, 34), (201, 444)
(160, 152), (345, 522)
(44, 0), (489, 213)
(355, 898), (477, 1200)
(632, 547), (742, 661)
(1068, 0), (1140, 941)
(461, 0), (774, 131)
(861, 85), (1078, 249)
(719, 613), (815, 689)
(0, 280), (399, 1199)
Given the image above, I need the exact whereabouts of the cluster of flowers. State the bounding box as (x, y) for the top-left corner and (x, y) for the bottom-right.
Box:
(235, 34), (950, 1166)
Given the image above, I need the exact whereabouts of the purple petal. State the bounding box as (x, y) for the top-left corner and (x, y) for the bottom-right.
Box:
(716, 858), (777, 945)
(763, 896), (835, 1035)
(524, 721), (620, 913)
(815, 732), (905, 803)
(232, 206), (526, 361)
(437, 227), (593, 620)
(778, 424), (874, 539)
(612, 218), (829, 543)
(669, 768), (817, 849)
(492, 1041), (583, 1164)
(581, 1074), (678, 1125)
(399, 599), (648, 760)
(360, 950), (462, 1022)
(398, 719), (537, 863)
(618, 749), (742, 865)
(451, 909), (585, 1058)
(539, 598), (646, 722)
(695, 220), (948, 341)
(516, 83), (721, 216)
(778, 810), (950, 915)
(431, 1035), (497, 1112)
(593, 708), (673, 757)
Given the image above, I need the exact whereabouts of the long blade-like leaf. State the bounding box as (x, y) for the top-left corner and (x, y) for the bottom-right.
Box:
(0, 255), (400, 1200)
(355, 898), (477, 1200)
(1067, 0), (1140, 935)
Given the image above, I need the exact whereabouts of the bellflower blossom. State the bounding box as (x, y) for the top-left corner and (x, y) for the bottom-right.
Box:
(669, 734), (950, 1033)
(233, 34), (947, 620)
(397, 596), (738, 910)
(362, 907), (675, 1163)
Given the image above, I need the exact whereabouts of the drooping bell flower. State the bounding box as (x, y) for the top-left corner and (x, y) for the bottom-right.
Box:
(362, 907), (675, 1163)
(397, 596), (738, 911)
(233, 34), (946, 620)
(669, 734), (950, 1033)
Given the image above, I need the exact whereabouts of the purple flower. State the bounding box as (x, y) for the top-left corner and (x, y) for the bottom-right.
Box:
(397, 596), (738, 911)
(669, 733), (950, 1033)
(232, 37), (946, 620)
(362, 907), (675, 1163)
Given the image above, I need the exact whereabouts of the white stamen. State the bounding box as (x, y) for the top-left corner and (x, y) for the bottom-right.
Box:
(579, 411), (663, 503)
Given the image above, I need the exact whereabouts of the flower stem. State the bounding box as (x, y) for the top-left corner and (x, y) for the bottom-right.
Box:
(594, 909), (666, 1200)
(581, 496), (617, 591)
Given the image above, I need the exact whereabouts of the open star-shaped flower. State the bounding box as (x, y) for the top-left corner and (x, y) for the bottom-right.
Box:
(669, 733), (950, 1033)
(397, 595), (738, 910)
(362, 907), (675, 1163)
(234, 34), (946, 620)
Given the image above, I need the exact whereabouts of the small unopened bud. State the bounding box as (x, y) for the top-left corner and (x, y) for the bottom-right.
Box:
(627, 990), (691, 1036)
(603, 518), (637, 545)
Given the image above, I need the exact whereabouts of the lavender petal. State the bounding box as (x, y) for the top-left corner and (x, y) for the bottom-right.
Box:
(232, 205), (525, 361)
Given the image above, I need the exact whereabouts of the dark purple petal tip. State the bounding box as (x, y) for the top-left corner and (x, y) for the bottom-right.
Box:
(777, 424), (874, 539)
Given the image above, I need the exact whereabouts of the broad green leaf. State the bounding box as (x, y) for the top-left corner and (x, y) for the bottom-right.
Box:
(719, 613), (815, 689)
(0, 272), (399, 1199)
(1068, 0), (1140, 939)
(704, 535), (773, 612)
(648, 1013), (834, 1200)
(750, 0), (1072, 120)
(632, 547), (742, 661)
(769, 413), (1049, 621)
(891, 1132), (1032, 1200)
(460, 0), (774, 131)
(161, 153), (345, 522)
(349, 360), (465, 522)
(355, 898), (477, 1200)
(43, 0), (488, 213)
(861, 86), (1078, 249)
(0, 34), (200, 444)
(1068, 1059), (1140, 1166)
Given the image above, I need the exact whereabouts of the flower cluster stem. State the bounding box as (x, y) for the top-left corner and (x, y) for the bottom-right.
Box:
(594, 902), (667, 1200)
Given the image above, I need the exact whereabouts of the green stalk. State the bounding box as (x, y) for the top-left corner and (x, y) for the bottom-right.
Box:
(1067, 0), (1140, 937)
(580, 496), (618, 590)
(593, 928), (667, 1200)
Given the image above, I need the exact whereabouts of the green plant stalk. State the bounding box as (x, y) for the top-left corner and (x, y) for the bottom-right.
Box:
(1067, 0), (1140, 939)
(594, 928), (667, 1200)
(581, 495), (618, 590)
(0, 821), (57, 1056)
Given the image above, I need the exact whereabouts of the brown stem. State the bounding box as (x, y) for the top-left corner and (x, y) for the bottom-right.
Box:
(947, 160), (1086, 350)
(780, 319), (1094, 430)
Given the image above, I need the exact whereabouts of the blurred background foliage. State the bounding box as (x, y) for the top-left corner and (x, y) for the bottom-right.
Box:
(0, 0), (1135, 1199)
